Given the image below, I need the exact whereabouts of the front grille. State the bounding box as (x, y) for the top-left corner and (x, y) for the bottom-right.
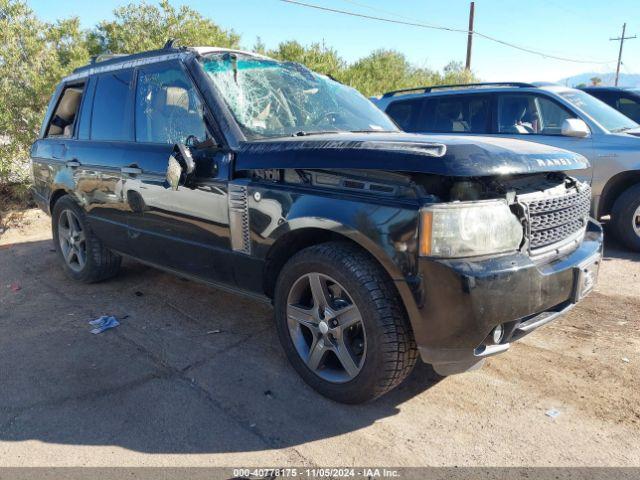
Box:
(520, 184), (591, 255)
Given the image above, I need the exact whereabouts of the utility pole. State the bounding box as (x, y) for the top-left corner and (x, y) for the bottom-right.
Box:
(610, 23), (636, 86)
(465, 1), (475, 71)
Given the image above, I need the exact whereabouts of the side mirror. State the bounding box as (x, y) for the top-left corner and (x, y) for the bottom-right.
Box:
(166, 143), (195, 190)
(561, 118), (590, 138)
(166, 155), (183, 191)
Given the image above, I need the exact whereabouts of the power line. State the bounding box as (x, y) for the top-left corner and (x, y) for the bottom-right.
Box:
(339, 0), (580, 61)
(279, 0), (614, 65)
(338, 0), (453, 31)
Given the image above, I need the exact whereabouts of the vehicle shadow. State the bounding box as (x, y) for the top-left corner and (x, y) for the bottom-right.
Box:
(0, 238), (443, 455)
(602, 225), (640, 262)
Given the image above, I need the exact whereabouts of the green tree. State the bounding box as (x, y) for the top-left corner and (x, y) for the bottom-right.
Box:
(265, 44), (477, 97)
(440, 61), (475, 85)
(340, 50), (419, 97)
(0, 0), (89, 185)
(590, 76), (602, 86)
(88, 0), (239, 55)
(341, 51), (476, 97)
(268, 40), (345, 79)
(252, 37), (267, 55)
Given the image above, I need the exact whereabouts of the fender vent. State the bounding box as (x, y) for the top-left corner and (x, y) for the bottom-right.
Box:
(228, 183), (251, 254)
(313, 172), (398, 196)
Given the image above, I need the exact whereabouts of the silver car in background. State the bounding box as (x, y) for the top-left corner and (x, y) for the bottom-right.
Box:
(373, 82), (640, 250)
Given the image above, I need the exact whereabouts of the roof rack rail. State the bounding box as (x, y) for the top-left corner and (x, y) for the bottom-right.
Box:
(89, 53), (127, 65)
(382, 82), (537, 98)
(163, 38), (179, 50)
(72, 41), (187, 75)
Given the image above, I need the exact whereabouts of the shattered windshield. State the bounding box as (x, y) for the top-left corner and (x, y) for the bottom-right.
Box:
(200, 53), (398, 139)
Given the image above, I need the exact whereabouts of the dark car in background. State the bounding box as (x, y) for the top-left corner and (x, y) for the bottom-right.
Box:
(31, 47), (602, 403)
(579, 86), (640, 124)
(373, 82), (640, 251)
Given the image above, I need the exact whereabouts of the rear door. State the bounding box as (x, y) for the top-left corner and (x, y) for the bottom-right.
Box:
(31, 82), (85, 209)
(66, 69), (136, 253)
(121, 60), (235, 284)
(384, 97), (426, 132)
(387, 93), (492, 135)
(420, 93), (492, 134)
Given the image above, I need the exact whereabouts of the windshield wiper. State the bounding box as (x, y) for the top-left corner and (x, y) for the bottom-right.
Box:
(292, 130), (340, 137)
(349, 130), (400, 134)
(612, 126), (633, 133)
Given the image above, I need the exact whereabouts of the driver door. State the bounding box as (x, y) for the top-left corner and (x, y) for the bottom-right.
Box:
(122, 60), (235, 285)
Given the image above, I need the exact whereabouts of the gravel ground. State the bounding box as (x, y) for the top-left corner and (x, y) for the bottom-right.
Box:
(0, 209), (638, 467)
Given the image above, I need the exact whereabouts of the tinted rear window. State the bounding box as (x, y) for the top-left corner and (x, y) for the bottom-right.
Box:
(425, 95), (491, 133)
(91, 70), (134, 141)
(385, 98), (424, 132)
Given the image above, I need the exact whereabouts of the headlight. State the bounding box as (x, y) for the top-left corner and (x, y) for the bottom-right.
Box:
(419, 200), (523, 257)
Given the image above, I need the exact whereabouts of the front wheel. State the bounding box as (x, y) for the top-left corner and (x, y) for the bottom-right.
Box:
(274, 242), (417, 404)
(611, 184), (640, 252)
(52, 196), (122, 283)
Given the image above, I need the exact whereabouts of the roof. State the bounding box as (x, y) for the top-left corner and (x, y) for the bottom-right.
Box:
(380, 82), (537, 99)
(63, 45), (270, 82)
(190, 46), (272, 60)
(579, 86), (640, 91)
(372, 82), (580, 108)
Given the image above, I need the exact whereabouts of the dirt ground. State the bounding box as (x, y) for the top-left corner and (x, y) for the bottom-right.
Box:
(0, 209), (638, 467)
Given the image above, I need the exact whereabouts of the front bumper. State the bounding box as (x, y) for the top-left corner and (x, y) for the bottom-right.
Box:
(405, 220), (603, 375)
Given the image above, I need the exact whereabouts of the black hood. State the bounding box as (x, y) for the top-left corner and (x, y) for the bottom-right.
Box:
(235, 132), (590, 176)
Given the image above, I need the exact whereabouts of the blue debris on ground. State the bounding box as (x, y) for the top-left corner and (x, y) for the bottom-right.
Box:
(89, 315), (120, 334)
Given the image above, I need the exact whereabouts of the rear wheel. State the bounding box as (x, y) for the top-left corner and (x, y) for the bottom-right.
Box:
(52, 196), (122, 283)
(274, 242), (417, 403)
(611, 184), (640, 252)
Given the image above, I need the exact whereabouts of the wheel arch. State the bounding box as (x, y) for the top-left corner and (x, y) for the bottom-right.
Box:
(599, 170), (640, 218)
(49, 188), (71, 215)
(262, 220), (419, 329)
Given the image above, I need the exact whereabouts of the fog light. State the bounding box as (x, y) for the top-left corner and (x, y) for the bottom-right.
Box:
(492, 325), (504, 344)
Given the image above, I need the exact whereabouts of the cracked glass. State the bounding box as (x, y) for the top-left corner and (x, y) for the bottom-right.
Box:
(200, 53), (397, 139)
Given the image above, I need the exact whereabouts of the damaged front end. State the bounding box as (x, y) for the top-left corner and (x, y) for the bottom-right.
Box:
(233, 135), (600, 376)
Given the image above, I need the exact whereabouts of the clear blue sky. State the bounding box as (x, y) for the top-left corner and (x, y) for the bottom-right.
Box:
(29, 0), (640, 83)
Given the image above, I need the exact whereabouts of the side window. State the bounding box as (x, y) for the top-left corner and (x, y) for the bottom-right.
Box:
(135, 63), (207, 144)
(91, 70), (134, 141)
(45, 84), (84, 138)
(497, 94), (575, 135)
(593, 91), (618, 108)
(77, 77), (96, 140)
(617, 96), (640, 123)
(535, 96), (577, 134)
(428, 95), (490, 133)
(385, 99), (423, 132)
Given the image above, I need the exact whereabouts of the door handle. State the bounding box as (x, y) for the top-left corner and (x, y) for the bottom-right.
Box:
(121, 166), (143, 175)
(66, 159), (81, 168)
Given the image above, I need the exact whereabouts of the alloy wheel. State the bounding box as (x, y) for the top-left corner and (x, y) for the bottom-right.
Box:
(58, 209), (87, 272)
(633, 205), (640, 237)
(286, 272), (366, 383)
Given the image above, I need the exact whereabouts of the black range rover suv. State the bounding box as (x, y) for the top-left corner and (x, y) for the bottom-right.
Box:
(31, 44), (603, 403)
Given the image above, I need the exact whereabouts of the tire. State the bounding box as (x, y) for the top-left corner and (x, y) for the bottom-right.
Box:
(52, 195), (122, 283)
(611, 183), (640, 252)
(274, 242), (417, 404)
